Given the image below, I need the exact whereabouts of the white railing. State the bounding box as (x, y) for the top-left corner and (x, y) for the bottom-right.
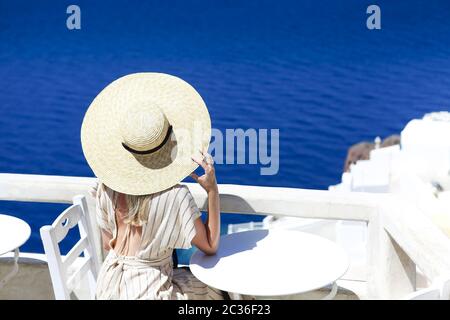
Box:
(0, 173), (449, 299)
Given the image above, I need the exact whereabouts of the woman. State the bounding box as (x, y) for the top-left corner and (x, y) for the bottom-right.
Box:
(81, 72), (225, 299)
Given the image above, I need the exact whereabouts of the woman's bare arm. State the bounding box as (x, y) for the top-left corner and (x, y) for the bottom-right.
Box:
(191, 188), (220, 255)
(190, 152), (221, 255)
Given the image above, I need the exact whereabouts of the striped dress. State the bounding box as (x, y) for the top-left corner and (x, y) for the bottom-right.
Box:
(94, 184), (224, 300)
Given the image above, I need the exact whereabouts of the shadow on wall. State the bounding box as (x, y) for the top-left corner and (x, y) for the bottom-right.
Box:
(190, 229), (269, 269)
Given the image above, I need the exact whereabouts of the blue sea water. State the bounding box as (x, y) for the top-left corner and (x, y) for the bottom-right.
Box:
(1, 0), (450, 262)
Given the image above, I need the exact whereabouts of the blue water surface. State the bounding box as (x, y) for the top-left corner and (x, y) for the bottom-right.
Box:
(0, 1), (450, 262)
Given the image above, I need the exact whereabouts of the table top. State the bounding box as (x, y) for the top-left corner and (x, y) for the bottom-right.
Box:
(0, 214), (31, 256)
(190, 229), (349, 297)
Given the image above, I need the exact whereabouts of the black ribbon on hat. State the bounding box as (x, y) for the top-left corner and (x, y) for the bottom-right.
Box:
(122, 125), (173, 155)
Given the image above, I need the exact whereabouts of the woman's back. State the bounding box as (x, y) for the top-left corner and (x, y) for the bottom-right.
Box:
(113, 192), (142, 256)
(94, 183), (224, 299)
(96, 183), (201, 259)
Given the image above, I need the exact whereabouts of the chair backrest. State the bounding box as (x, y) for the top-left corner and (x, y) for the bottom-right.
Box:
(40, 195), (100, 300)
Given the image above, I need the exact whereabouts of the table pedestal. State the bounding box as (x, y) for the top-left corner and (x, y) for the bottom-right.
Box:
(229, 282), (338, 300)
(0, 249), (20, 289)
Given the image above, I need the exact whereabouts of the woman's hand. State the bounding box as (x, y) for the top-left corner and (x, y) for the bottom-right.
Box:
(191, 151), (218, 194)
(190, 150), (221, 255)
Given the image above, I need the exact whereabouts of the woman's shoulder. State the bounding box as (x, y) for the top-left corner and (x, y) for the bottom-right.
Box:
(171, 184), (198, 206)
(170, 184), (201, 218)
(170, 183), (192, 197)
(155, 183), (191, 198)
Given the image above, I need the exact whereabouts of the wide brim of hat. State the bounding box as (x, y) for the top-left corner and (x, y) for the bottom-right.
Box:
(81, 73), (211, 195)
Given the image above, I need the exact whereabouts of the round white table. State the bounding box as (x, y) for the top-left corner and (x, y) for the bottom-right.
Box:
(0, 214), (31, 289)
(190, 229), (349, 299)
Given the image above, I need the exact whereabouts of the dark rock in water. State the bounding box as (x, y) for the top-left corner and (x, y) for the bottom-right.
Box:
(381, 135), (401, 148)
(343, 135), (400, 172)
(344, 142), (374, 172)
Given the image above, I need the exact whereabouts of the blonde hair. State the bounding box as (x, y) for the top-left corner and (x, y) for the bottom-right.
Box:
(96, 182), (151, 227)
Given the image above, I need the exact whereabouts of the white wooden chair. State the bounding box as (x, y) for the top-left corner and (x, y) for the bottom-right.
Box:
(40, 195), (100, 300)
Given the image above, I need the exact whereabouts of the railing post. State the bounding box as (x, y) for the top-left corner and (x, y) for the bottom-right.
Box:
(367, 215), (416, 299)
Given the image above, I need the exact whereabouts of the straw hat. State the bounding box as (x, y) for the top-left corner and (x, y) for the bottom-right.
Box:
(81, 72), (211, 195)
